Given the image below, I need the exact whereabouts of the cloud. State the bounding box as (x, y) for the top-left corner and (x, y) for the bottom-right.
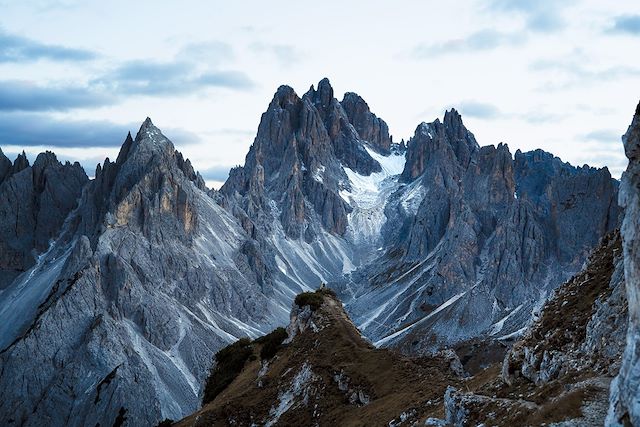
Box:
(176, 40), (235, 66)
(0, 113), (200, 148)
(93, 60), (254, 95)
(199, 165), (232, 182)
(249, 42), (302, 65)
(582, 129), (622, 144)
(531, 52), (640, 90)
(412, 29), (526, 58)
(456, 101), (502, 119)
(484, 0), (574, 32)
(608, 15), (640, 35)
(0, 80), (113, 112)
(0, 29), (95, 63)
(0, 113), (129, 148)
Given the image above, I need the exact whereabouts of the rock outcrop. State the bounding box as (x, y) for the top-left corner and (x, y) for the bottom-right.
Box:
(0, 149), (87, 288)
(341, 91), (392, 154)
(608, 100), (640, 426)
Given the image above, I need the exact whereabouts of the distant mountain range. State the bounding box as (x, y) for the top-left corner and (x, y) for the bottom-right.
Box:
(0, 79), (628, 426)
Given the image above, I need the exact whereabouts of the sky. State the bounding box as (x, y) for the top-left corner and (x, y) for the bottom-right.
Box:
(0, 0), (639, 187)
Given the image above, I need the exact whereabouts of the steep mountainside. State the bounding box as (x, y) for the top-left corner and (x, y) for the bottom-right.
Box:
(441, 230), (626, 426)
(0, 121), (288, 426)
(179, 228), (626, 426)
(337, 113), (619, 354)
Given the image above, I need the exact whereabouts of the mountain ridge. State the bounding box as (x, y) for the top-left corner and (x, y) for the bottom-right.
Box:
(0, 78), (624, 426)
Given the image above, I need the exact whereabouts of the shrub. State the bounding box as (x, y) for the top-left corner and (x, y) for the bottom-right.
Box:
(294, 286), (337, 310)
(316, 286), (337, 298)
(255, 327), (288, 360)
(202, 338), (254, 405)
(294, 291), (325, 311)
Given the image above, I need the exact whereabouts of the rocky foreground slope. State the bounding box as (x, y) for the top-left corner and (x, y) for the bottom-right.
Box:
(177, 289), (464, 427)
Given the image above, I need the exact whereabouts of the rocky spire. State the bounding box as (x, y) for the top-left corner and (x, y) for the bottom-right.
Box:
(341, 91), (392, 154)
(12, 151), (29, 173)
(0, 147), (87, 288)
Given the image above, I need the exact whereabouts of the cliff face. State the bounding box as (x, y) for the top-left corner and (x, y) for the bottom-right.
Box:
(220, 79), (386, 240)
(0, 149), (87, 288)
(608, 101), (640, 426)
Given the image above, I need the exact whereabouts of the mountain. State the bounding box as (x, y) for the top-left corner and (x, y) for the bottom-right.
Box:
(0, 120), (288, 426)
(0, 79), (623, 426)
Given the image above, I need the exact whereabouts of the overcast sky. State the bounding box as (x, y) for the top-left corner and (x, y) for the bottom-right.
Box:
(0, 0), (639, 187)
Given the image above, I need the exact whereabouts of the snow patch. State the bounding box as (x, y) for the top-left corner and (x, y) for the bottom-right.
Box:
(374, 290), (467, 347)
(340, 146), (406, 246)
(265, 363), (316, 426)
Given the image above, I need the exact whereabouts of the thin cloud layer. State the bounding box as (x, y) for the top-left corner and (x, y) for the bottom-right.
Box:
(0, 29), (95, 62)
(0, 113), (200, 148)
(609, 15), (640, 35)
(199, 165), (233, 182)
(0, 80), (113, 112)
(93, 60), (254, 95)
(413, 29), (525, 58)
(484, 0), (574, 32)
(249, 42), (302, 65)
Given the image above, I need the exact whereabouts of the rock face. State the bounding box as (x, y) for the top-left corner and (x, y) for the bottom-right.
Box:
(341, 91), (392, 154)
(608, 101), (640, 426)
(221, 79), (386, 241)
(340, 109), (620, 354)
(0, 120), (287, 426)
(0, 149), (87, 288)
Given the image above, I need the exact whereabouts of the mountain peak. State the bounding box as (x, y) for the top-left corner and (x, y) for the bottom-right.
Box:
(13, 151), (29, 173)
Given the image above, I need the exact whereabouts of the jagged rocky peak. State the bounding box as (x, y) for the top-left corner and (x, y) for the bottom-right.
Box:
(609, 99), (640, 426)
(0, 117), (284, 426)
(0, 148), (87, 288)
(303, 78), (382, 175)
(514, 148), (621, 264)
(12, 150), (30, 173)
(341, 90), (392, 154)
(401, 109), (479, 182)
(83, 118), (206, 243)
(0, 147), (11, 183)
(222, 78), (397, 239)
